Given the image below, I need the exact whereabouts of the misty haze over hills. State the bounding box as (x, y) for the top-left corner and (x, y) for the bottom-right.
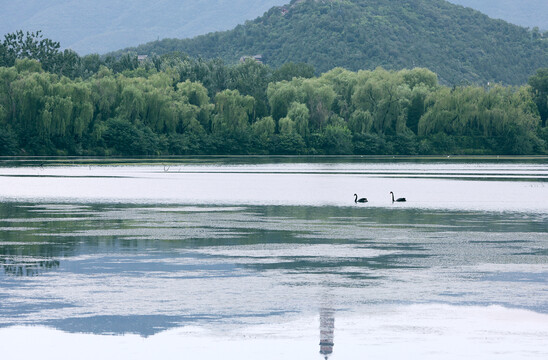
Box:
(0, 0), (287, 54)
(448, 0), (548, 30)
(0, 0), (547, 55)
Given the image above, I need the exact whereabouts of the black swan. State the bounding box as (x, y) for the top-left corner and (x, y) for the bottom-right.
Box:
(354, 194), (368, 203)
(390, 192), (406, 202)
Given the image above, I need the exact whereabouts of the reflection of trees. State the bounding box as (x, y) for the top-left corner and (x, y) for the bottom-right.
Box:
(0, 236), (64, 277)
(0, 203), (146, 279)
(1, 257), (60, 276)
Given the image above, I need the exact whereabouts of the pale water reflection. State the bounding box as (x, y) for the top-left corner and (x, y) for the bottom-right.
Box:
(2, 305), (548, 360)
(0, 158), (547, 358)
(0, 159), (547, 211)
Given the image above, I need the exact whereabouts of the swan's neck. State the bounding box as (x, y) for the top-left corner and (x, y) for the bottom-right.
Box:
(391, 193), (394, 202)
(354, 194), (358, 202)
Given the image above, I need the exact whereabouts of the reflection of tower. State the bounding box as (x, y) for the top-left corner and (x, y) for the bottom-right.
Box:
(319, 306), (335, 359)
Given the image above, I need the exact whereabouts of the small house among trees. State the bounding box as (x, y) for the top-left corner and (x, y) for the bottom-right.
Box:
(240, 54), (263, 64)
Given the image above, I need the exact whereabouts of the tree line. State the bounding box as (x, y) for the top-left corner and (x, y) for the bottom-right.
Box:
(0, 34), (547, 156)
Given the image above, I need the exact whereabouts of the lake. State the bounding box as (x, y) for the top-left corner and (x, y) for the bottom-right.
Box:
(0, 157), (547, 359)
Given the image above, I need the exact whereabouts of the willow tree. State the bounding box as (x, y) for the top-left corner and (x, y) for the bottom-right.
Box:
(348, 109), (373, 134)
(10, 71), (52, 137)
(228, 59), (270, 119)
(212, 89), (255, 134)
(117, 83), (145, 123)
(41, 95), (72, 136)
(320, 67), (359, 120)
(142, 85), (177, 133)
(418, 84), (542, 153)
(400, 68), (438, 90)
(177, 80), (212, 131)
(278, 116), (295, 134)
(251, 116), (275, 144)
(351, 68), (411, 134)
(267, 80), (299, 121)
(287, 101), (309, 138)
(297, 78), (336, 132)
(66, 82), (93, 137)
(418, 86), (484, 136)
(90, 68), (119, 121)
(528, 68), (548, 127)
(0, 66), (18, 124)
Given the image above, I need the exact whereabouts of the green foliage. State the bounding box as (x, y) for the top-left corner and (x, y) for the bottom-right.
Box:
(177, 80), (210, 108)
(418, 85), (541, 140)
(228, 59), (270, 118)
(1, 31), (60, 71)
(271, 62), (315, 82)
(213, 89), (255, 134)
(103, 118), (161, 155)
(278, 116), (295, 134)
(267, 80), (298, 121)
(0, 53), (546, 156)
(271, 132), (306, 155)
(390, 133), (419, 155)
(15, 59), (43, 73)
(352, 133), (393, 155)
(0, 31), (88, 80)
(322, 124), (353, 155)
(528, 68), (548, 127)
(287, 102), (309, 137)
(406, 87), (428, 134)
(348, 110), (373, 135)
(251, 116), (276, 153)
(299, 78), (337, 131)
(0, 125), (19, 155)
(351, 69), (411, 134)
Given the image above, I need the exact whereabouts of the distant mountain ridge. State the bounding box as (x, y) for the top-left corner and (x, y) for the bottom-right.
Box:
(447, 0), (548, 30)
(124, 0), (548, 85)
(0, 0), (287, 55)
(1, 0), (547, 55)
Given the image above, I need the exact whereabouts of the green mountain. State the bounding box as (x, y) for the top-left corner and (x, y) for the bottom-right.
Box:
(3, 0), (546, 56)
(124, 0), (548, 85)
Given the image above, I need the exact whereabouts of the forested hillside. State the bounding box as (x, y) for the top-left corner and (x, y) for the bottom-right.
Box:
(124, 0), (548, 85)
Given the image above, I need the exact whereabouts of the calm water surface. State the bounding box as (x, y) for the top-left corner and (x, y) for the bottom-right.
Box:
(0, 157), (547, 359)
